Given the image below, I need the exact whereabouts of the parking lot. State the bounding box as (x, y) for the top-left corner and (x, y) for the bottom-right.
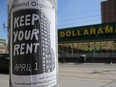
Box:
(59, 63), (116, 87)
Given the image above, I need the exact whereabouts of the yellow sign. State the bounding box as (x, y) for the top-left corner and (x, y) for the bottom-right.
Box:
(60, 25), (116, 38)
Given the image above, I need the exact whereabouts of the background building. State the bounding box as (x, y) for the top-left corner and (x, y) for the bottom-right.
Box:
(0, 39), (8, 54)
(101, 0), (116, 23)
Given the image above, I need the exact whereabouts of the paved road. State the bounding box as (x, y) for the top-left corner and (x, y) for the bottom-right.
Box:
(59, 63), (116, 87)
(0, 63), (116, 87)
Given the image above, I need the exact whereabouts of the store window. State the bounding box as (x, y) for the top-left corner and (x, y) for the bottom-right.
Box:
(58, 41), (116, 58)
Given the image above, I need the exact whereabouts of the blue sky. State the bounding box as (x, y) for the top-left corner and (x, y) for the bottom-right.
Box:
(58, 0), (102, 29)
(0, 0), (8, 40)
(0, 0), (103, 39)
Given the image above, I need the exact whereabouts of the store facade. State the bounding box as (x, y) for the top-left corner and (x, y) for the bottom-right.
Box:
(58, 22), (116, 63)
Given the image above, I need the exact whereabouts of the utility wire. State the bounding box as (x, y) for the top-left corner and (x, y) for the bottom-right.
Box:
(58, 17), (101, 25)
(58, 15), (101, 22)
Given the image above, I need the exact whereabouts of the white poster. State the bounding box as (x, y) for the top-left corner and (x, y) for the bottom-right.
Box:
(9, 0), (58, 87)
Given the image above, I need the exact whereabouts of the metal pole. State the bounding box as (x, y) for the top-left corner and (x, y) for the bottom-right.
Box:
(3, 23), (8, 53)
(92, 42), (95, 63)
(93, 42), (96, 58)
(72, 43), (74, 58)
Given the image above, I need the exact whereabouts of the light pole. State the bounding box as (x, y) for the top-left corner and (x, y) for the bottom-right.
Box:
(3, 23), (8, 53)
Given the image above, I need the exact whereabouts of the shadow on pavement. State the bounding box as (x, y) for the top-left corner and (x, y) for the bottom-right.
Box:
(90, 70), (116, 74)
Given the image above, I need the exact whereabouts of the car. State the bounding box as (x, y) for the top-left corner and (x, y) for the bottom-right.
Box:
(79, 54), (87, 63)
(0, 54), (9, 72)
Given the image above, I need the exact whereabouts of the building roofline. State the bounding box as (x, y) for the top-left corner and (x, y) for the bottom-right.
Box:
(0, 39), (6, 41)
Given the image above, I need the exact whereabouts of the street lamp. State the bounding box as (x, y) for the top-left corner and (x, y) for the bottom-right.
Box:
(3, 23), (8, 29)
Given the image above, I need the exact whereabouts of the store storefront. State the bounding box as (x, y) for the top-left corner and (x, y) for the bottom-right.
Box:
(58, 22), (116, 63)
